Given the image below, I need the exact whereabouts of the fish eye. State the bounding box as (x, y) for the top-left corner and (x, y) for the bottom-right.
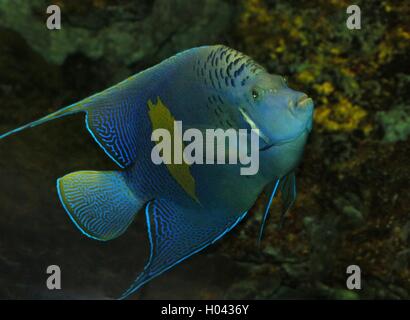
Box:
(251, 88), (260, 100)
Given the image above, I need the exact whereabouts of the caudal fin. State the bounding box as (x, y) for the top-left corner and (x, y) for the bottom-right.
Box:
(0, 102), (84, 140)
(57, 170), (145, 241)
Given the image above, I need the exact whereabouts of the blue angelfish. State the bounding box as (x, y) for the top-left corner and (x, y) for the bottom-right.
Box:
(0, 45), (314, 299)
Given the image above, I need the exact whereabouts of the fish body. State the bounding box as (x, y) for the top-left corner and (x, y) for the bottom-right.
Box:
(0, 45), (314, 298)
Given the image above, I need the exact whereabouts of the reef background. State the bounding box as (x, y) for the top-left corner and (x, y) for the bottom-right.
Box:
(0, 0), (408, 299)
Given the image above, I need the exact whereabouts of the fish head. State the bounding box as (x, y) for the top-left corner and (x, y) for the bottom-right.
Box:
(231, 71), (314, 178)
(238, 72), (314, 147)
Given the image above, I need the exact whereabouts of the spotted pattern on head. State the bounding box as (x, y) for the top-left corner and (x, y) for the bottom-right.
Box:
(193, 46), (265, 90)
(192, 46), (265, 129)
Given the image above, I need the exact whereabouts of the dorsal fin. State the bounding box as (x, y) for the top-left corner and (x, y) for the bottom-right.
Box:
(0, 71), (150, 168)
(0, 75), (142, 168)
(0, 46), (211, 167)
(81, 76), (141, 168)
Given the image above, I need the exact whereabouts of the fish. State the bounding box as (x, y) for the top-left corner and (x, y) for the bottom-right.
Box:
(0, 45), (314, 299)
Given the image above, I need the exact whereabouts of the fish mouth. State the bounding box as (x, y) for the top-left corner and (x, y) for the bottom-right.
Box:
(298, 95), (313, 108)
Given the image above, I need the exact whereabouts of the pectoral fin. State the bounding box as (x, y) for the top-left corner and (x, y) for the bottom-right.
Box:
(279, 172), (297, 226)
(257, 179), (280, 247)
(257, 172), (297, 245)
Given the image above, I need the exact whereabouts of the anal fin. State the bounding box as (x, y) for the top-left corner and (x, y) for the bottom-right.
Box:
(120, 199), (247, 299)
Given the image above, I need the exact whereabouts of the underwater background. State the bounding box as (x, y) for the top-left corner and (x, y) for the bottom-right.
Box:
(0, 0), (408, 299)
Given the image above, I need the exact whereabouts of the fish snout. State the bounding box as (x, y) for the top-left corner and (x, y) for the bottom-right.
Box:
(294, 93), (314, 132)
(282, 91), (314, 133)
(289, 92), (313, 117)
(296, 94), (313, 110)
(284, 91), (313, 112)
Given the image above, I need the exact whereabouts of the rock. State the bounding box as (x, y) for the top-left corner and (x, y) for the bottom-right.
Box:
(0, 0), (233, 68)
(332, 289), (360, 300)
(342, 205), (364, 226)
(376, 105), (410, 143)
(333, 195), (365, 227)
